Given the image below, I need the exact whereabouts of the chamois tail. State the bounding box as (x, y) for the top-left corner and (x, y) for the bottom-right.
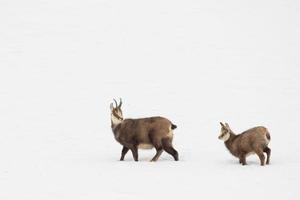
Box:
(171, 124), (177, 130)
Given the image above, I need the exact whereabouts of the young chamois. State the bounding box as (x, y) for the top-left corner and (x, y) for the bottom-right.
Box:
(110, 99), (179, 162)
(218, 122), (271, 166)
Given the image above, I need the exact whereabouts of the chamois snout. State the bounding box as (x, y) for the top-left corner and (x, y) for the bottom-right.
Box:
(110, 98), (124, 126)
(218, 122), (230, 141)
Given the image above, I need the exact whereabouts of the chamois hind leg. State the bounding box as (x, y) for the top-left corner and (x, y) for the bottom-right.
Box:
(120, 146), (129, 161)
(149, 133), (163, 162)
(151, 147), (163, 162)
(255, 149), (265, 166)
(263, 146), (271, 165)
(162, 138), (179, 161)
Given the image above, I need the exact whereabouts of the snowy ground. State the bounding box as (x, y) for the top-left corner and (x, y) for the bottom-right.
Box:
(1, 0), (300, 199)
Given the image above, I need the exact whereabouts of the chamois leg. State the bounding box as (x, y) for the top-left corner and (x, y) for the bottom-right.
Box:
(120, 146), (129, 161)
(263, 146), (271, 165)
(151, 147), (163, 162)
(130, 146), (138, 161)
(162, 138), (178, 161)
(239, 154), (247, 165)
(255, 149), (265, 166)
(149, 136), (163, 162)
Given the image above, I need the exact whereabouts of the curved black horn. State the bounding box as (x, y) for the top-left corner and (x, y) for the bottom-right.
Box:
(220, 122), (225, 128)
(113, 99), (118, 108)
(118, 98), (122, 108)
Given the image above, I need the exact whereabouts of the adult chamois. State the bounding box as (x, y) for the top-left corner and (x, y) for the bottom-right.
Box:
(110, 99), (179, 162)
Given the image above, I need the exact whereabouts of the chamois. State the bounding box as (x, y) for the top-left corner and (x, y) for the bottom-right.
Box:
(218, 122), (271, 166)
(110, 99), (179, 162)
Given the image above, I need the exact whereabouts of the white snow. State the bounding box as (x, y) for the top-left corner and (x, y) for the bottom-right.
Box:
(1, 0), (300, 199)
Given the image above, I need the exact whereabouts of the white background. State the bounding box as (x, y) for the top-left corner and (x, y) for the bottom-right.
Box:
(1, 0), (300, 199)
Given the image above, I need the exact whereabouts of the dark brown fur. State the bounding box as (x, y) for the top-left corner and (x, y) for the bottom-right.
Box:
(219, 122), (271, 166)
(110, 99), (178, 162)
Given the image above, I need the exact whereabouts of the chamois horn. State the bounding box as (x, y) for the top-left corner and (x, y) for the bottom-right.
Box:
(118, 98), (122, 108)
(113, 99), (118, 108)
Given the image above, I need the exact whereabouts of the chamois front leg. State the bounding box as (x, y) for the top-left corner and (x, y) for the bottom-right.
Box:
(239, 154), (247, 165)
(120, 146), (129, 161)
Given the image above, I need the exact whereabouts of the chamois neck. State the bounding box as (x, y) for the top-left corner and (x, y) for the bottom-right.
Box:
(111, 120), (121, 130)
(111, 122), (121, 134)
(224, 131), (237, 144)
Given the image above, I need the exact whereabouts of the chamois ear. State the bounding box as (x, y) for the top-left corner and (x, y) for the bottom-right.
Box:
(225, 123), (230, 129)
(220, 122), (225, 128)
(110, 103), (114, 111)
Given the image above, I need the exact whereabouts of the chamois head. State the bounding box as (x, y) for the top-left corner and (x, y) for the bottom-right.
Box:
(110, 98), (123, 126)
(218, 122), (231, 141)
